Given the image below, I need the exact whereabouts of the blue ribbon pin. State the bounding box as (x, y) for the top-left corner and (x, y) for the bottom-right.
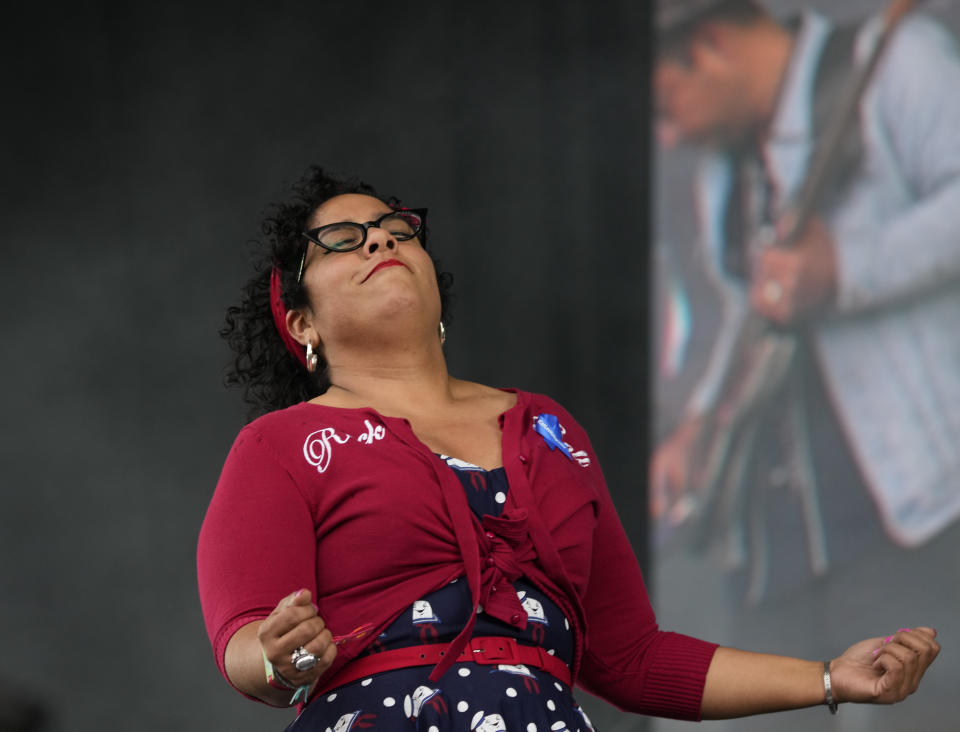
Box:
(534, 414), (573, 460)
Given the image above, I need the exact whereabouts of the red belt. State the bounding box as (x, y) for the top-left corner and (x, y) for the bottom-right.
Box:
(315, 636), (571, 696)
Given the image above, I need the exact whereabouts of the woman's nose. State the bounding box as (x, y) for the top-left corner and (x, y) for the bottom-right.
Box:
(364, 226), (397, 256)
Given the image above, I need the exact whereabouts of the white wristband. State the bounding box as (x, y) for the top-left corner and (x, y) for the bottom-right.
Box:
(823, 660), (838, 714)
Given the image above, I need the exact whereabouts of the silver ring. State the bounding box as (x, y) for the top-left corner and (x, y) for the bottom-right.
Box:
(291, 646), (317, 671)
(763, 280), (783, 304)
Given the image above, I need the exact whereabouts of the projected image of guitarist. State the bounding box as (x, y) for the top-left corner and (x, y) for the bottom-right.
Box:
(650, 0), (960, 607)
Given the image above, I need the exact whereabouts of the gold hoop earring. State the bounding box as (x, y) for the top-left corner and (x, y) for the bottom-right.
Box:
(439, 322), (446, 346)
(306, 342), (319, 373)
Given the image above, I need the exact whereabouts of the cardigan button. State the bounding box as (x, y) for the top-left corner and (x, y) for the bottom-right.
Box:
(518, 454), (527, 464)
(485, 556), (496, 567)
(485, 531), (496, 540)
(510, 613), (523, 625)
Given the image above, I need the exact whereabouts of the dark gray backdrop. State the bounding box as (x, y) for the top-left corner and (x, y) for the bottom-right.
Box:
(1, 3), (652, 731)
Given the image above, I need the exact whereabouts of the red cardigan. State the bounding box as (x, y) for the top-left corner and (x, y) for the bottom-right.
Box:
(197, 390), (718, 720)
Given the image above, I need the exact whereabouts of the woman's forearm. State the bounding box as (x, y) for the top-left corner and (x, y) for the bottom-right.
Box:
(700, 647), (826, 719)
(701, 627), (939, 719)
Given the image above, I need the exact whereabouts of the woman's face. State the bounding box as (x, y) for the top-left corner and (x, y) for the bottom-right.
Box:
(297, 193), (441, 347)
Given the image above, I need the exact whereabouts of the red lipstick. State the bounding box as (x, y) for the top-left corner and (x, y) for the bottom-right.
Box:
(363, 259), (406, 282)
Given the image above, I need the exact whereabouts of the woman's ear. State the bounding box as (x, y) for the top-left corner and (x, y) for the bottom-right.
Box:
(285, 308), (317, 348)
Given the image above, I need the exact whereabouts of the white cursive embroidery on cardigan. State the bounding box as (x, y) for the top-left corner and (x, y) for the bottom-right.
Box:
(303, 420), (387, 473)
(303, 427), (352, 473)
(357, 419), (386, 444)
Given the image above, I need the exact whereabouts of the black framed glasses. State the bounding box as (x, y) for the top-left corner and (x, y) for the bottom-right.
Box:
(297, 208), (428, 284)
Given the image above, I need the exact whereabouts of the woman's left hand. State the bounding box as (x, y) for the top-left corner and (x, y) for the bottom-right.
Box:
(830, 627), (940, 705)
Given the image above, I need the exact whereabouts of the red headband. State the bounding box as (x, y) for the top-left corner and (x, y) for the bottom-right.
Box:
(269, 266), (309, 369)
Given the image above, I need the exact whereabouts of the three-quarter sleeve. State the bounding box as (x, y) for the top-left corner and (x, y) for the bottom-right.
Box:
(197, 426), (318, 680)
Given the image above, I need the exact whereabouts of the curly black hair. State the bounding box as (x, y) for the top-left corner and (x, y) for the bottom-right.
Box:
(221, 165), (454, 420)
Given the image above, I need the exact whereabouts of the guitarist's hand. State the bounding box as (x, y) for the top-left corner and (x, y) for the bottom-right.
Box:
(750, 216), (838, 325)
(650, 416), (704, 522)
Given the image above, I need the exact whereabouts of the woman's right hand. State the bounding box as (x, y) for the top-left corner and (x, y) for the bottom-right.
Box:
(258, 588), (337, 693)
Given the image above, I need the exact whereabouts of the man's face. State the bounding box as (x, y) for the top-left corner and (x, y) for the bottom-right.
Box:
(655, 30), (754, 148)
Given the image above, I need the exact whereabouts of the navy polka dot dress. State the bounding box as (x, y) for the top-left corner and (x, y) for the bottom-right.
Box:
(285, 459), (596, 732)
